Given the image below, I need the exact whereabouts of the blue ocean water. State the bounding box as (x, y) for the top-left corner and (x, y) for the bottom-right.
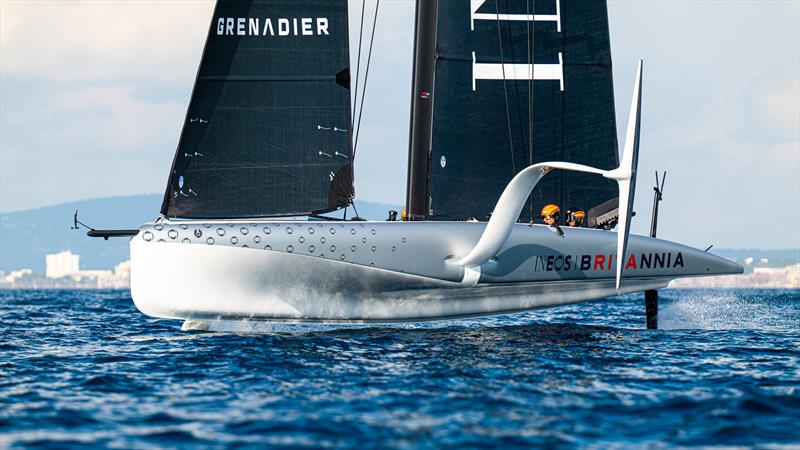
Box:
(1, 289), (798, 449)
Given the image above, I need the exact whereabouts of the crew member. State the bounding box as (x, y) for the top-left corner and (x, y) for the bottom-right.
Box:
(565, 209), (586, 227)
(541, 204), (564, 237)
(541, 204), (560, 226)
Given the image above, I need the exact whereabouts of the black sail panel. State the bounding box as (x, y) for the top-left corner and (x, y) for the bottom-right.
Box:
(161, 0), (353, 219)
(425, 0), (618, 221)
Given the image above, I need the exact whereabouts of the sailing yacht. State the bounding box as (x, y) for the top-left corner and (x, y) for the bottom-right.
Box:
(89, 0), (741, 326)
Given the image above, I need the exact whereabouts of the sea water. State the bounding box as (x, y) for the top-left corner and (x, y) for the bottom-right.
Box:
(1, 289), (798, 448)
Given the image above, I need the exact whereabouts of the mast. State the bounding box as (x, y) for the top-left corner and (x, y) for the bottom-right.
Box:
(405, 0), (438, 220)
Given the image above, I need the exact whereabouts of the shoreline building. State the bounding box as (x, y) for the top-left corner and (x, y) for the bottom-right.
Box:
(670, 263), (800, 288)
(0, 250), (134, 289)
(2, 268), (33, 285)
(45, 250), (80, 279)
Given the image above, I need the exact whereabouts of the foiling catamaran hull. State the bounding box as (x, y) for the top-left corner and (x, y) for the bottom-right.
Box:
(130, 221), (741, 322)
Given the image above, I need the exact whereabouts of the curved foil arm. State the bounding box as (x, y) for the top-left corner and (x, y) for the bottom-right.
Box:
(458, 60), (643, 292)
(457, 161), (606, 270)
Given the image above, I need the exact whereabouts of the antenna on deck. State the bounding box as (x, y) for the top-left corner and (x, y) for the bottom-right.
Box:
(649, 171), (666, 238)
(645, 170), (666, 330)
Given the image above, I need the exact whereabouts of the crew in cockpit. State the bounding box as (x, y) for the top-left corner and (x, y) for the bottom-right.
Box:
(565, 209), (585, 227)
(541, 204), (560, 226)
(541, 204), (564, 237)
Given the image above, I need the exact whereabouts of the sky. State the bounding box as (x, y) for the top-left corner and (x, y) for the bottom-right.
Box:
(1, 0), (798, 250)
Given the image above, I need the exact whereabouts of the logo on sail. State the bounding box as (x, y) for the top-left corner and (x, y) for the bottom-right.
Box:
(470, 0), (564, 91)
(216, 17), (330, 37)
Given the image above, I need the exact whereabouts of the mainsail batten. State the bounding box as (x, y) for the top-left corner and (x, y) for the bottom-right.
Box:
(409, 0), (619, 222)
(161, 0), (353, 219)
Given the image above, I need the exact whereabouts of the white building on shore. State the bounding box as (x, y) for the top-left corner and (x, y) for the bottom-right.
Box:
(45, 250), (80, 278)
(2, 268), (33, 284)
(0, 250), (134, 289)
(670, 263), (800, 288)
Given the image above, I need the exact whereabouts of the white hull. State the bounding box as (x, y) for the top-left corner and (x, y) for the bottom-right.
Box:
(132, 238), (668, 322)
(130, 220), (740, 323)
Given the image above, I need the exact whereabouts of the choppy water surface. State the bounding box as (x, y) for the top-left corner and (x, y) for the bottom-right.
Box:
(1, 289), (798, 448)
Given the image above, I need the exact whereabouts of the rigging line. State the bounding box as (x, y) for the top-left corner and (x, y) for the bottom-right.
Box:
(527, 0), (534, 224)
(494, 0), (516, 178)
(353, 0), (380, 159)
(351, 0), (367, 136)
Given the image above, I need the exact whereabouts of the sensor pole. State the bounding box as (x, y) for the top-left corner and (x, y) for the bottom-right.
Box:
(645, 171), (666, 329)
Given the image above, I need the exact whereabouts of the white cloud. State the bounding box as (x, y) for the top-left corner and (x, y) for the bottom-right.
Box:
(6, 85), (184, 152)
(0, 84), (184, 211)
(759, 81), (800, 139)
(0, 0), (211, 211)
(0, 0), (213, 83)
(632, 75), (800, 248)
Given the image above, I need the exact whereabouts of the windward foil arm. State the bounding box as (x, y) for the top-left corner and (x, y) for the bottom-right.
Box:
(457, 61), (643, 290)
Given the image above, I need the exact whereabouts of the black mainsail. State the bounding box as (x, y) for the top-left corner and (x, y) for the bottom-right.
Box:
(161, 0), (353, 219)
(407, 0), (619, 222)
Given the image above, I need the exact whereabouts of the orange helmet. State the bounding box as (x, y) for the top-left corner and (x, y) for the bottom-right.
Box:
(540, 204), (560, 222)
(566, 209), (585, 226)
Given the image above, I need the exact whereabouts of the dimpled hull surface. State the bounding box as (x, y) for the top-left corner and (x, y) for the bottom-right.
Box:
(130, 220), (742, 322)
